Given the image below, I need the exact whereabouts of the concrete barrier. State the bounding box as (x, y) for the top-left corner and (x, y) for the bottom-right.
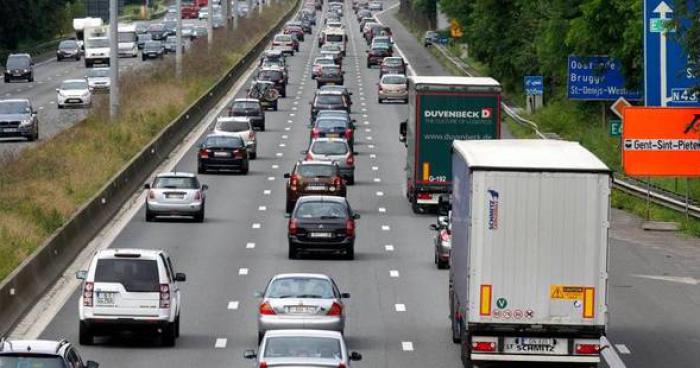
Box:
(0, 0), (299, 335)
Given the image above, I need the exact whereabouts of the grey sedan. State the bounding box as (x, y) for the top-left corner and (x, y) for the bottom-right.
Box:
(244, 330), (362, 367)
(144, 172), (208, 222)
(256, 273), (350, 342)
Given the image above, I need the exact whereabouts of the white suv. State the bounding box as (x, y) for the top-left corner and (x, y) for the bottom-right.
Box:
(76, 248), (186, 346)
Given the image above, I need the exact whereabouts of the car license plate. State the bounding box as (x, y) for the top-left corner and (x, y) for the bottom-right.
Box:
(96, 292), (115, 306)
(2, 128), (18, 133)
(214, 151), (231, 157)
(326, 133), (339, 138)
(309, 232), (333, 238)
(287, 305), (314, 313)
(165, 194), (184, 199)
(503, 337), (567, 355)
(306, 185), (327, 191)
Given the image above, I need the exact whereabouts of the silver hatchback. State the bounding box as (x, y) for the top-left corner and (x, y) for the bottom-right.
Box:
(144, 172), (208, 222)
(256, 273), (350, 342)
(305, 138), (356, 185)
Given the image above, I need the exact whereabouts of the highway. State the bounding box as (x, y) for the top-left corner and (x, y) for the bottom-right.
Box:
(7, 2), (698, 368)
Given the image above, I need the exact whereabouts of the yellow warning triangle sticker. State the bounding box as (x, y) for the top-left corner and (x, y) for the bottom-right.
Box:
(551, 286), (564, 299)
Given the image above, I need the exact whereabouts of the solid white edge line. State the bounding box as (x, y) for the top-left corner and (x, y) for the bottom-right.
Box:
(601, 337), (628, 368)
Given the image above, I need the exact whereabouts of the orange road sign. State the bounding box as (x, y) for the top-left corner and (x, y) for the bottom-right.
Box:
(622, 107), (700, 177)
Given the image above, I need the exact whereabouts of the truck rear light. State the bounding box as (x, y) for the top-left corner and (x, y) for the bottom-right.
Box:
(259, 302), (276, 315)
(472, 341), (497, 352)
(159, 284), (171, 308)
(583, 287), (595, 318)
(479, 284), (492, 316)
(575, 343), (600, 355)
(332, 177), (342, 188)
(327, 302), (343, 316)
(83, 282), (94, 307)
(417, 192), (432, 200)
(345, 219), (355, 237)
(288, 218), (299, 235)
(337, 364), (346, 368)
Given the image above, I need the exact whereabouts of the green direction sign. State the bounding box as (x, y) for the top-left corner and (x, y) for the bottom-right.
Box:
(649, 18), (675, 34)
(610, 119), (622, 137)
(496, 298), (508, 309)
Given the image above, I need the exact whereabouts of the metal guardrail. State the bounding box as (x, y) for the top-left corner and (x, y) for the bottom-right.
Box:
(433, 43), (700, 220)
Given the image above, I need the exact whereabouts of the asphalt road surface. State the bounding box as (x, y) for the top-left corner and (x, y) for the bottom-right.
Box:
(25, 2), (700, 368)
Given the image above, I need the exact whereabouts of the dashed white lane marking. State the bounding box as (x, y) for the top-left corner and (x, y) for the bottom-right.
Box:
(362, 114), (368, 118)
(365, 128), (371, 132)
(228, 301), (239, 310)
(285, 127), (291, 131)
(361, 102), (366, 106)
(292, 107), (297, 111)
(385, 244), (394, 251)
(246, 242), (256, 249)
(368, 144), (375, 149)
(361, 108), (367, 112)
(382, 225), (390, 231)
(276, 152), (284, 157)
(282, 135), (288, 139)
(258, 206), (267, 211)
(38, 106), (45, 110)
(272, 164), (279, 169)
(376, 191), (384, 196)
(395, 303), (406, 312)
(264, 190), (271, 195)
(363, 120), (370, 125)
(378, 207), (386, 213)
(616, 344), (631, 354)
(373, 178), (382, 183)
(366, 136), (373, 141)
(49, 101), (55, 104)
(252, 223), (261, 229)
(279, 143), (287, 147)
(268, 176), (275, 181)
(4, 93), (11, 97)
(370, 154), (376, 159)
(401, 341), (414, 351)
(372, 166), (379, 171)
(238, 268), (249, 275)
(215, 338), (228, 348)
(287, 120), (294, 123)
(389, 270), (400, 278)
(290, 113), (295, 117)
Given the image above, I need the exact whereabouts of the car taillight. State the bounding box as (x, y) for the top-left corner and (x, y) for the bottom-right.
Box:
(306, 152), (313, 160)
(148, 190), (156, 200)
(249, 131), (256, 140)
(378, 84), (383, 91)
(160, 283), (171, 308)
(199, 148), (210, 158)
(332, 177), (342, 187)
(345, 128), (353, 139)
(440, 229), (450, 242)
(194, 190), (202, 201)
(337, 364), (347, 368)
(290, 175), (300, 191)
(327, 301), (343, 316)
(259, 302), (276, 315)
(346, 155), (354, 166)
(259, 362), (268, 368)
(345, 219), (355, 237)
(311, 128), (321, 138)
(575, 343), (600, 355)
(83, 282), (94, 307)
(233, 149), (244, 158)
(289, 218), (299, 235)
(472, 341), (496, 352)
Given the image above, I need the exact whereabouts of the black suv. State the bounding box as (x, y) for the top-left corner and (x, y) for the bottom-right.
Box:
(257, 68), (287, 97)
(4, 53), (33, 83)
(310, 91), (349, 121)
(0, 98), (39, 141)
(228, 98), (266, 131)
(0, 338), (99, 368)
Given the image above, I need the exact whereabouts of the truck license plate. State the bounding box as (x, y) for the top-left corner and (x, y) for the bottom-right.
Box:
(503, 337), (567, 355)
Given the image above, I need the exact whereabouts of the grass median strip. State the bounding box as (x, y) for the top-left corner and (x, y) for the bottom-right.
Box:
(0, 0), (295, 281)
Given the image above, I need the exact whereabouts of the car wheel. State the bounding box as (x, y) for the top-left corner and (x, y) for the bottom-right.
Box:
(241, 161), (250, 175)
(285, 200), (294, 214)
(438, 258), (449, 270)
(404, 99), (409, 104)
(76, 55), (82, 61)
(3, 77), (8, 83)
(434, 252), (438, 265)
(345, 244), (354, 260)
(366, 61), (370, 68)
(317, 82), (321, 88)
(258, 331), (264, 344)
(273, 102), (278, 111)
(161, 322), (177, 347)
(146, 207), (155, 222)
(250, 150), (257, 160)
(57, 56), (62, 62)
(79, 322), (94, 345)
(194, 207), (205, 223)
(142, 56), (146, 61)
(288, 243), (298, 259)
(174, 315), (181, 338)
(28, 75), (34, 82)
(378, 97), (382, 104)
(58, 104), (64, 109)
(346, 175), (354, 185)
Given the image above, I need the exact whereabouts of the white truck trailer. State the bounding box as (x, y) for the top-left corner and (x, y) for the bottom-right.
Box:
(73, 17), (104, 49)
(448, 139), (610, 367)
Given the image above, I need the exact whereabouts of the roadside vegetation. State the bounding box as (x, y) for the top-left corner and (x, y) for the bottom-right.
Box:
(0, 0), (295, 281)
(396, 2), (700, 236)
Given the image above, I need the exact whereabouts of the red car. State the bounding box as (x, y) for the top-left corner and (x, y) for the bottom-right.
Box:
(284, 25), (305, 42)
(181, 0), (207, 19)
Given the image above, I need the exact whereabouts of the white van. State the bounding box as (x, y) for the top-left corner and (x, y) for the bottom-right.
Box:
(117, 24), (138, 58)
(324, 29), (347, 56)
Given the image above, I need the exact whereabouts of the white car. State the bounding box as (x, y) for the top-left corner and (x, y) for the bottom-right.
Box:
(198, 8), (209, 19)
(76, 248), (186, 346)
(244, 330), (362, 367)
(85, 67), (110, 92)
(56, 79), (91, 108)
(213, 117), (257, 159)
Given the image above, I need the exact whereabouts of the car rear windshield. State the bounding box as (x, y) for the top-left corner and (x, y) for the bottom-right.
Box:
(315, 95), (343, 105)
(315, 58), (334, 65)
(321, 44), (340, 51)
(232, 101), (260, 111)
(59, 40), (78, 49)
(259, 70), (282, 80)
(384, 58), (402, 65)
(266, 277), (334, 298)
(138, 34), (152, 41)
(311, 141), (348, 155)
(295, 201), (347, 218)
(6, 55), (29, 69)
(316, 118), (346, 129)
(264, 336), (341, 359)
(297, 164), (337, 178)
(203, 136), (244, 148)
(87, 69), (109, 78)
(0, 101), (30, 114)
(382, 75), (407, 84)
(94, 258), (160, 292)
(322, 65), (340, 72)
(274, 35), (292, 42)
(326, 34), (344, 42)
(0, 356), (66, 368)
(148, 24), (165, 32)
(216, 120), (250, 132)
(61, 81), (88, 90)
(144, 41), (161, 49)
(153, 176), (199, 189)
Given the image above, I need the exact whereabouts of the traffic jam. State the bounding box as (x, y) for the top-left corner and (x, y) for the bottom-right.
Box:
(2, 0), (617, 367)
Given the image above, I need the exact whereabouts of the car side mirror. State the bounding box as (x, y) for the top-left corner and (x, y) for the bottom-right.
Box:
(243, 350), (257, 359)
(353, 213), (361, 219)
(341, 292), (351, 298)
(283, 173), (291, 178)
(86, 361), (99, 368)
(350, 352), (362, 361)
(144, 183), (151, 189)
(76, 270), (88, 280)
(174, 272), (186, 282)
(202, 184), (209, 191)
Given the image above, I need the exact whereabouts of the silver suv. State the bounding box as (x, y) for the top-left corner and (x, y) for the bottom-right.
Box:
(76, 248), (186, 346)
(0, 338), (98, 367)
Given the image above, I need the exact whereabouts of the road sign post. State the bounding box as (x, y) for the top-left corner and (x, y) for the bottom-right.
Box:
(644, 0), (700, 107)
(109, 0), (119, 120)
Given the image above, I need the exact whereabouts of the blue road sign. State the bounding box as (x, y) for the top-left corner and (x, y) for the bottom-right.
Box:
(524, 76), (544, 95)
(567, 56), (643, 101)
(644, 0), (700, 106)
